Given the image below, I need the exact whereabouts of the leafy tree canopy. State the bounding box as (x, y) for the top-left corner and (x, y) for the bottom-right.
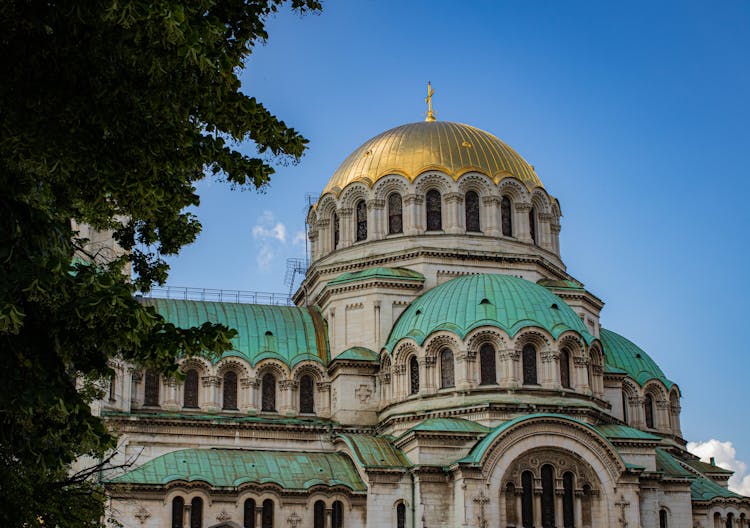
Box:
(0, 1), (321, 526)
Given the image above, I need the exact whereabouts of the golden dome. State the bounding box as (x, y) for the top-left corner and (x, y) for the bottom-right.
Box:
(322, 121), (543, 196)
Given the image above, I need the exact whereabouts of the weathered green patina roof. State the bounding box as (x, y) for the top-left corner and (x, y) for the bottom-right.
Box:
(691, 474), (743, 501)
(655, 448), (694, 479)
(143, 299), (328, 367)
(600, 328), (674, 390)
(460, 413), (617, 465)
(108, 448), (366, 492)
(329, 267), (424, 285)
(336, 434), (411, 469)
(537, 278), (585, 291)
(334, 347), (380, 362)
(684, 458), (734, 474)
(595, 424), (661, 441)
(404, 417), (489, 436)
(386, 274), (594, 351)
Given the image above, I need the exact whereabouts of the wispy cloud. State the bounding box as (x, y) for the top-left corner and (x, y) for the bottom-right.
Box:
(250, 211), (305, 270)
(252, 211), (287, 243)
(688, 439), (750, 495)
(292, 230), (306, 246)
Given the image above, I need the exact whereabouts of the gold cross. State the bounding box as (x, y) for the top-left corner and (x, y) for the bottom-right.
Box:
(425, 81), (436, 122)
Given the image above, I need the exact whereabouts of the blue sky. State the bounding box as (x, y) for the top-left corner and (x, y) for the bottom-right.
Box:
(164, 0), (750, 485)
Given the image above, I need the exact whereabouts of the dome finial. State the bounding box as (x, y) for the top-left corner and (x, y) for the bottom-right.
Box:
(425, 81), (436, 122)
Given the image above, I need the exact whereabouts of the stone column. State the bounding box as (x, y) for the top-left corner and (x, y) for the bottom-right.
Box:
(533, 486), (543, 528)
(240, 377), (258, 414)
(540, 350), (558, 389)
(457, 348), (474, 391)
(554, 488), (564, 528)
(316, 381), (331, 418)
(367, 198), (385, 241)
(338, 207), (353, 247)
(515, 202), (533, 243)
(130, 369), (143, 407)
(308, 228), (319, 262)
(404, 193), (424, 235)
(279, 379), (298, 416)
(656, 400), (671, 432)
(538, 212), (553, 251)
(444, 192), (463, 234)
(393, 364), (406, 399)
(482, 195), (501, 236)
(574, 357), (590, 394)
(550, 221), (561, 256)
(202, 375), (221, 411)
(574, 490), (583, 528)
(423, 355), (437, 395)
(317, 218), (330, 256)
(163, 377), (180, 411)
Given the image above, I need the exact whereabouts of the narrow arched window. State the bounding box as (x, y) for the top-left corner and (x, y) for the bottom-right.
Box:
(223, 371), (238, 410)
(582, 485), (593, 527)
(563, 472), (575, 528)
(505, 483), (517, 525)
(479, 344), (496, 385)
(727, 513), (734, 528)
(560, 348), (571, 389)
(190, 497), (203, 528)
(501, 196), (513, 236)
(465, 190), (480, 232)
(409, 356), (419, 395)
(522, 344), (537, 385)
(262, 373), (276, 412)
(172, 497), (184, 528)
(314, 500), (325, 528)
(261, 499), (273, 528)
(332, 500), (344, 528)
(440, 348), (454, 388)
(529, 206), (537, 244)
(183, 369), (199, 408)
(388, 193), (403, 234)
(144, 368), (160, 406)
(622, 390), (629, 424)
(541, 465), (555, 528)
(333, 212), (339, 249)
(659, 509), (668, 528)
(521, 471), (534, 528)
(396, 502), (406, 528)
(244, 499), (256, 528)
(300, 374), (314, 414)
(644, 393), (655, 429)
(426, 189), (442, 231)
(355, 200), (367, 241)
(108, 371), (116, 401)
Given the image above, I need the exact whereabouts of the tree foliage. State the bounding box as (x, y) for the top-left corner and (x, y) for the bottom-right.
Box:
(0, 1), (321, 526)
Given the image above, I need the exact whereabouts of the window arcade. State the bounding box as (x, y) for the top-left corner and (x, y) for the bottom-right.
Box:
(522, 344), (538, 385)
(183, 369), (199, 408)
(465, 190), (480, 232)
(144, 368), (160, 407)
(439, 348), (455, 388)
(355, 200), (367, 241)
(409, 356), (420, 395)
(300, 374), (315, 414)
(223, 370), (238, 410)
(262, 373), (276, 412)
(388, 192), (403, 234)
(426, 189), (442, 231)
(479, 343), (496, 385)
(501, 195), (513, 236)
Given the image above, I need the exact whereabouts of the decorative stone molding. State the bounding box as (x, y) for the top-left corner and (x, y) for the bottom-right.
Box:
(444, 192), (464, 204)
(366, 198), (385, 209)
(201, 375), (221, 387)
(280, 379), (299, 390)
(424, 356), (437, 367)
(287, 512), (302, 527)
(355, 384), (373, 404)
(515, 202), (532, 212)
(216, 510), (231, 522)
(134, 506), (151, 524)
(316, 381), (331, 392)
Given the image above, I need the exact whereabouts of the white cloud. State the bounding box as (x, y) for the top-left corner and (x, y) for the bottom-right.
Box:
(251, 211), (287, 243)
(688, 439), (750, 495)
(292, 230), (306, 246)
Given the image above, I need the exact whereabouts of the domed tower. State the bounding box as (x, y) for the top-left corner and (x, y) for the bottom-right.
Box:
(297, 118), (604, 358)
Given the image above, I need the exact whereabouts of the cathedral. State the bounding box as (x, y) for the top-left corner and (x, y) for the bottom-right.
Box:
(102, 105), (750, 527)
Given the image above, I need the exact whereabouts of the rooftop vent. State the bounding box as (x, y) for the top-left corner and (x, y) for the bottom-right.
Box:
(265, 331), (273, 336)
(551, 303), (559, 310)
(480, 298), (491, 305)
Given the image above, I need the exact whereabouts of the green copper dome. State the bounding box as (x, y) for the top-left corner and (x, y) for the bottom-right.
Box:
(385, 274), (593, 351)
(600, 328), (674, 389)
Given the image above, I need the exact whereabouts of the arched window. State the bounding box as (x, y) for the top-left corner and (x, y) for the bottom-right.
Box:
(332, 500), (344, 528)
(479, 343), (496, 385)
(261, 499), (273, 528)
(332, 212), (339, 249)
(108, 371), (116, 401)
(522, 345), (537, 385)
(563, 472), (575, 528)
(560, 348), (571, 389)
(172, 497), (184, 528)
(529, 206), (537, 244)
(244, 499), (256, 528)
(501, 196), (513, 236)
(223, 371), (238, 410)
(440, 348), (454, 388)
(183, 369), (199, 408)
(388, 193), (403, 234)
(505, 483), (517, 525)
(644, 393), (655, 429)
(300, 374), (314, 414)
(409, 356), (419, 395)
(355, 200), (367, 242)
(262, 373), (276, 412)
(190, 497), (203, 528)
(521, 471), (534, 528)
(541, 465), (555, 528)
(314, 500), (325, 528)
(622, 390), (629, 424)
(426, 189), (442, 231)
(659, 509), (668, 528)
(144, 369), (160, 406)
(465, 190), (480, 232)
(727, 513), (734, 528)
(396, 502), (406, 528)
(669, 391), (679, 432)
